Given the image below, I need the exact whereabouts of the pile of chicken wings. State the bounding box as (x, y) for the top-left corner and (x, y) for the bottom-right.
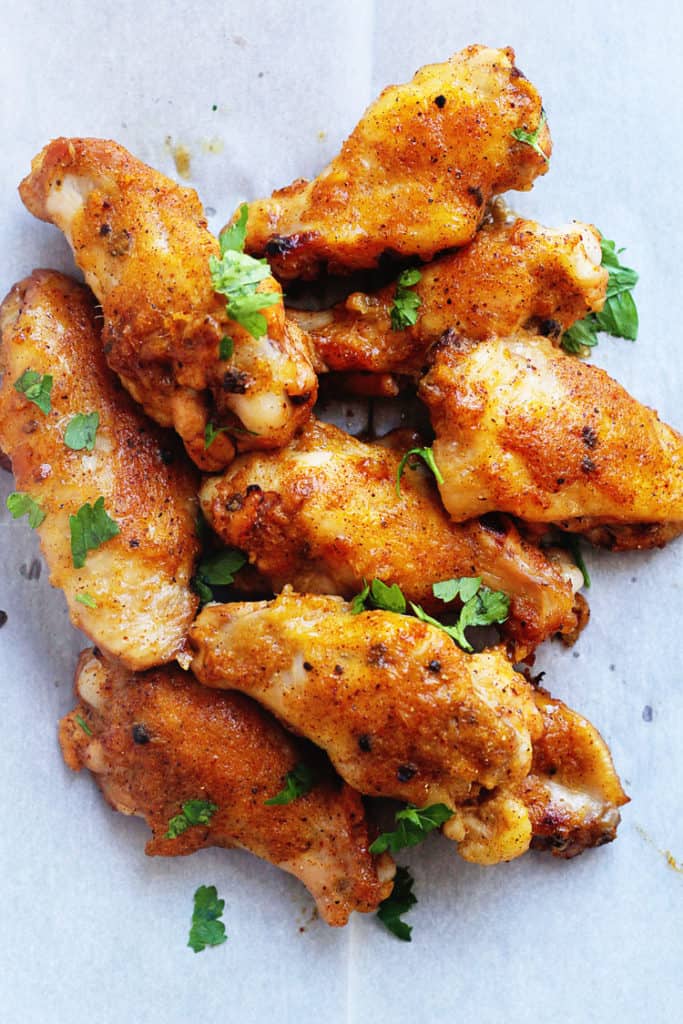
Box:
(3, 45), (682, 930)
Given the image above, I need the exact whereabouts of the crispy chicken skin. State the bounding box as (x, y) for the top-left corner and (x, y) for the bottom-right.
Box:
(199, 419), (584, 660)
(242, 46), (551, 279)
(19, 138), (317, 471)
(190, 593), (626, 864)
(0, 271), (199, 669)
(60, 650), (393, 926)
(421, 334), (683, 549)
(295, 218), (607, 376)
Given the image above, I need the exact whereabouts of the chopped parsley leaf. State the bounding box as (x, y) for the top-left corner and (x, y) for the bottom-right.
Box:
(75, 592), (98, 608)
(166, 799), (218, 839)
(220, 203), (249, 254)
(390, 268), (422, 330)
(219, 336), (234, 360)
(370, 803), (454, 855)
(563, 534), (591, 589)
(192, 548), (247, 604)
(6, 491), (45, 528)
(188, 884), (227, 953)
(69, 497), (120, 569)
(13, 369), (53, 415)
(264, 763), (314, 805)
(396, 446), (444, 495)
(64, 412), (99, 451)
(562, 236), (639, 354)
(511, 109), (549, 163)
(210, 204), (280, 339)
(412, 576), (510, 652)
(350, 578), (407, 615)
(204, 421), (231, 449)
(377, 866), (417, 942)
(75, 714), (92, 736)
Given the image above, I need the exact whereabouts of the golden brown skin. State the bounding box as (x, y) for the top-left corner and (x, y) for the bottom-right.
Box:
(421, 334), (683, 548)
(19, 138), (317, 470)
(60, 650), (393, 926)
(0, 271), (199, 669)
(243, 46), (551, 279)
(296, 218), (607, 376)
(199, 419), (584, 660)
(190, 593), (626, 864)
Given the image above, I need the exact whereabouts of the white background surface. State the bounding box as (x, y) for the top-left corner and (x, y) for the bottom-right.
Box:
(1, 2), (682, 1022)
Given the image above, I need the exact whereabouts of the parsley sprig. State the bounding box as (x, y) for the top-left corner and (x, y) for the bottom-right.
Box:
(370, 804), (454, 855)
(192, 548), (247, 604)
(64, 412), (99, 451)
(264, 763), (315, 806)
(6, 491), (45, 528)
(562, 236), (639, 354)
(396, 446), (443, 495)
(210, 202), (280, 339)
(188, 885), (227, 953)
(350, 576), (510, 653)
(390, 268), (422, 330)
(377, 867), (417, 942)
(166, 799), (218, 839)
(511, 109), (549, 163)
(13, 369), (53, 414)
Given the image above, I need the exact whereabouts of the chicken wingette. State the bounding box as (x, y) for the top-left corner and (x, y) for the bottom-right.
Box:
(242, 46), (551, 279)
(190, 593), (626, 865)
(199, 419), (584, 660)
(420, 333), (683, 549)
(19, 138), (317, 471)
(295, 217), (607, 376)
(0, 271), (200, 669)
(60, 650), (393, 926)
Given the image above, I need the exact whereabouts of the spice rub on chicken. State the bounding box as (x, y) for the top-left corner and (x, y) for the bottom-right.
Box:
(199, 419), (584, 660)
(0, 271), (199, 669)
(190, 592), (626, 865)
(295, 217), (607, 376)
(421, 333), (683, 549)
(60, 649), (394, 927)
(241, 46), (551, 279)
(19, 138), (317, 471)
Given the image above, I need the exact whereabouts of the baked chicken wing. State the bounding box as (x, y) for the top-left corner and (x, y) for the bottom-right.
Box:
(420, 334), (683, 549)
(199, 419), (584, 659)
(60, 649), (393, 926)
(19, 138), (317, 471)
(190, 593), (626, 864)
(242, 46), (551, 279)
(0, 271), (199, 669)
(296, 217), (607, 376)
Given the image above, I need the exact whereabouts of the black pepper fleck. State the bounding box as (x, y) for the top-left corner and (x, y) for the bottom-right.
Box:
(397, 764), (417, 782)
(303, 661), (313, 672)
(581, 456), (596, 473)
(581, 425), (598, 450)
(358, 734), (372, 752)
(129, 538), (140, 549)
(222, 369), (250, 394)
(289, 391), (312, 406)
(467, 185), (483, 206)
(132, 723), (150, 744)
(434, 94), (446, 108)
(99, 224), (111, 236)
(427, 660), (441, 673)
(333, 664), (344, 676)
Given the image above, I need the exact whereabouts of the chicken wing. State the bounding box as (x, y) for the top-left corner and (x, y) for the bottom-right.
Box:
(60, 650), (393, 926)
(199, 419), (584, 660)
(0, 271), (199, 669)
(420, 333), (683, 549)
(296, 217), (607, 376)
(242, 46), (551, 279)
(19, 138), (317, 471)
(190, 593), (626, 864)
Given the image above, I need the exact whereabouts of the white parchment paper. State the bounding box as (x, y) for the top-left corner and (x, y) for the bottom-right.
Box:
(1, 2), (682, 1022)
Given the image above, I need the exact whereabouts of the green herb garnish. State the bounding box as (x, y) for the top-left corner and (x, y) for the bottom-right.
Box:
(69, 497), (120, 569)
(6, 491), (45, 528)
(264, 763), (315, 806)
(75, 714), (92, 736)
(396, 446), (444, 495)
(350, 578), (407, 615)
(219, 336), (234, 360)
(562, 236), (638, 354)
(75, 592), (98, 608)
(188, 884), (227, 953)
(390, 268), (422, 330)
(377, 867), (417, 942)
(511, 109), (549, 163)
(13, 369), (53, 415)
(563, 535), (591, 589)
(210, 202), (280, 339)
(166, 799), (218, 839)
(370, 803), (454, 855)
(192, 548), (247, 604)
(64, 412), (99, 451)
(412, 576), (510, 652)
